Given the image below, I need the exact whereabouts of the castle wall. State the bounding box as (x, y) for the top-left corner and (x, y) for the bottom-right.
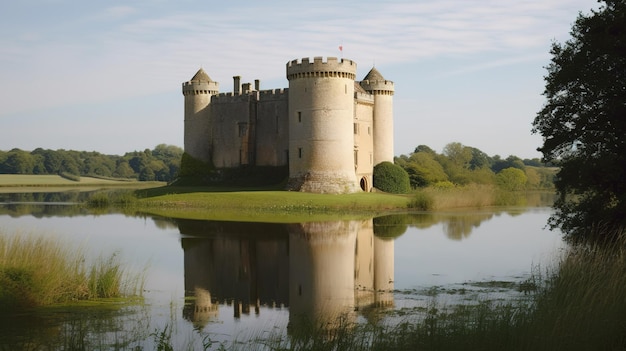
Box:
(255, 89), (289, 166)
(286, 57), (359, 193)
(354, 94), (375, 191)
(211, 94), (255, 168)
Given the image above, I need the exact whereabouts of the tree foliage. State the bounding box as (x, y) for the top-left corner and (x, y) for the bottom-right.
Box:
(0, 144), (183, 182)
(532, 1), (626, 242)
(395, 142), (554, 190)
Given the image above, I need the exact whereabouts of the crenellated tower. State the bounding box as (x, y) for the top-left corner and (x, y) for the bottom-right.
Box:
(360, 68), (394, 165)
(286, 57), (359, 193)
(182, 68), (219, 164)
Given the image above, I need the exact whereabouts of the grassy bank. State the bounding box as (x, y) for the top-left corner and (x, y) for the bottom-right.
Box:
(0, 174), (163, 192)
(115, 184), (553, 222)
(121, 187), (413, 222)
(0, 233), (144, 312)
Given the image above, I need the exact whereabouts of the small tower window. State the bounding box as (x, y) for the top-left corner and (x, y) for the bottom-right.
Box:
(238, 123), (248, 137)
(297, 112), (302, 123)
(298, 147), (303, 158)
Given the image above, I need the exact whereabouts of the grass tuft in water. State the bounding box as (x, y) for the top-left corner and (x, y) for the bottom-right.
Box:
(0, 233), (144, 311)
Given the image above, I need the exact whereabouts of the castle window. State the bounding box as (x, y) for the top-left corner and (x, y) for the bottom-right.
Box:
(297, 111), (302, 123)
(368, 126), (371, 135)
(354, 123), (359, 135)
(238, 123), (248, 137)
(354, 150), (358, 166)
(370, 153), (373, 164)
(298, 147), (303, 158)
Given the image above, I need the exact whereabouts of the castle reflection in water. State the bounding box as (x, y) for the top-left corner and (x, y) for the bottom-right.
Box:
(178, 218), (395, 330)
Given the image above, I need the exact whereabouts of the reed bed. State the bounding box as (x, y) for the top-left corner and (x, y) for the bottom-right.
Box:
(0, 233), (144, 311)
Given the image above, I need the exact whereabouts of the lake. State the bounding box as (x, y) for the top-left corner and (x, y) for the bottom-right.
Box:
(0, 192), (563, 350)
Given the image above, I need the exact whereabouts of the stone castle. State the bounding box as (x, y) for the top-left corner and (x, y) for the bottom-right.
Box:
(182, 56), (394, 193)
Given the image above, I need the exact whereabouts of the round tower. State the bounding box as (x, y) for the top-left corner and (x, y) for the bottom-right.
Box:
(182, 68), (219, 164)
(360, 68), (394, 165)
(286, 57), (359, 193)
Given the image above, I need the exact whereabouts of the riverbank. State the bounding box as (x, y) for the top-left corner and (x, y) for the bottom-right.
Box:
(0, 174), (163, 192)
(115, 184), (554, 222)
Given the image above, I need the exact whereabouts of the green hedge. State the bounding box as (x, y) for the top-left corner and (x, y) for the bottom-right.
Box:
(373, 161), (411, 194)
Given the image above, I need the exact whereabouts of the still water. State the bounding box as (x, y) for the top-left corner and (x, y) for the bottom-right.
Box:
(0, 193), (563, 349)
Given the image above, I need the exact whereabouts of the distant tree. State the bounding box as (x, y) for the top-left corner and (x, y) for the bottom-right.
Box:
(113, 161), (135, 178)
(414, 144), (436, 155)
(3, 149), (34, 174)
(532, 0), (626, 242)
(496, 167), (528, 191)
(468, 147), (493, 170)
(443, 142), (473, 169)
(404, 152), (448, 188)
(523, 158), (544, 167)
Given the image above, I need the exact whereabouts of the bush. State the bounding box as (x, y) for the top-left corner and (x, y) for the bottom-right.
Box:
(373, 162), (411, 194)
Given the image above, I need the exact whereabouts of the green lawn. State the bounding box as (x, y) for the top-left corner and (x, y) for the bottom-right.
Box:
(0, 174), (163, 188)
(132, 188), (413, 222)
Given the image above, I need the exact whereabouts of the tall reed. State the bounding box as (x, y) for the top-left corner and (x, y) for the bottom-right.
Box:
(0, 233), (143, 311)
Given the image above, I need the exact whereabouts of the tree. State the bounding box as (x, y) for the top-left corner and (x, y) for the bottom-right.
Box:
(495, 167), (527, 191)
(532, 1), (626, 242)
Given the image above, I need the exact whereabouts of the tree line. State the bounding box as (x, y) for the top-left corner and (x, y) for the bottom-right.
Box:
(394, 142), (555, 191)
(0, 144), (183, 182)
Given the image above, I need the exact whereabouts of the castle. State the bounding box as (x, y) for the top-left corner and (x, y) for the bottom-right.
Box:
(182, 56), (394, 194)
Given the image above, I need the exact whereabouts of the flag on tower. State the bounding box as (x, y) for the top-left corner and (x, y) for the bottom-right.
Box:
(339, 45), (343, 52)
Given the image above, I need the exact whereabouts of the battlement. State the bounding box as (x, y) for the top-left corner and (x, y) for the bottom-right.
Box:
(355, 91), (375, 104)
(259, 88), (288, 102)
(182, 80), (219, 96)
(212, 92), (252, 103)
(286, 56), (356, 80)
(359, 79), (394, 94)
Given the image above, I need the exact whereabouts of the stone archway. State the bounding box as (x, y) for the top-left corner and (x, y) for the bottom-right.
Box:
(360, 176), (368, 191)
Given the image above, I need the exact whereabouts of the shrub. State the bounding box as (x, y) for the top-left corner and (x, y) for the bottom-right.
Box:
(373, 162), (411, 194)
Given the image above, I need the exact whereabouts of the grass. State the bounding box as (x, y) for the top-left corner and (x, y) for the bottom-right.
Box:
(0, 233), (144, 311)
(0, 174), (163, 191)
(130, 188), (413, 222)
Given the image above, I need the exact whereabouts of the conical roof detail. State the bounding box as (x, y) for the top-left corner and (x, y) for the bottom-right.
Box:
(363, 67), (386, 81)
(190, 68), (213, 82)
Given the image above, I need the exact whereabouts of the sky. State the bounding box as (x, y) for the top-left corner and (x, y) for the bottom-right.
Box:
(0, 0), (602, 159)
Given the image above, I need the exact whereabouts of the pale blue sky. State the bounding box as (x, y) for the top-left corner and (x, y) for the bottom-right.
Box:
(0, 0), (599, 159)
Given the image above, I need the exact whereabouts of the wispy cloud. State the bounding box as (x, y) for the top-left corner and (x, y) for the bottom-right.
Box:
(0, 0), (599, 116)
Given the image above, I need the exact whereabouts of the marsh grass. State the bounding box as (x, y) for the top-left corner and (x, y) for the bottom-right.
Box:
(0, 233), (144, 311)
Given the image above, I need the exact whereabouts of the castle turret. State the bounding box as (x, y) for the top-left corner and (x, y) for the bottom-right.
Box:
(286, 57), (359, 193)
(182, 68), (219, 164)
(360, 68), (394, 165)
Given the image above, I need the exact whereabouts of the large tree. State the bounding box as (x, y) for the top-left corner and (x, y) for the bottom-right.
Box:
(532, 0), (626, 242)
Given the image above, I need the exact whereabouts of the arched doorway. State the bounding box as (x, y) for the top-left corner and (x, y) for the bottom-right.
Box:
(360, 176), (368, 191)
